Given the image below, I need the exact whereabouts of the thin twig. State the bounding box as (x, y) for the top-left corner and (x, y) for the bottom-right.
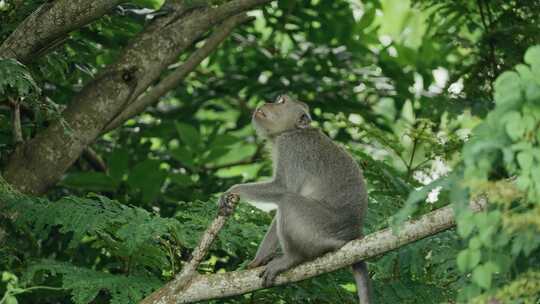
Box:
(9, 98), (23, 144)
(140, 193), (240, 304)
(82, 147), (107, 172)
(406, 123), (427, 176)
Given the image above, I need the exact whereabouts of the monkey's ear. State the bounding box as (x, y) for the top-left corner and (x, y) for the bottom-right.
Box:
(296, 113), (312, 129)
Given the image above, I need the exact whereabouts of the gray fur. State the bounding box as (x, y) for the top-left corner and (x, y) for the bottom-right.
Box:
(224, 95), (372, 303)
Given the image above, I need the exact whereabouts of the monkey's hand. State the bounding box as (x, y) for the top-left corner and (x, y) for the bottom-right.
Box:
(218, 192), (240, 216)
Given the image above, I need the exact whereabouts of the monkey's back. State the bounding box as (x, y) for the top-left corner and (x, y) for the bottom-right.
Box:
(275, 128), (368, 239)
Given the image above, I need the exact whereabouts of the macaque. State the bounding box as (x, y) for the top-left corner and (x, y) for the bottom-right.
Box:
(220, 94), (372, 303)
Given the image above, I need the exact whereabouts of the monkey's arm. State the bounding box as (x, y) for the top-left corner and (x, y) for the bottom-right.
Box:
(227, 146), (288, 203)
(227, 180), (285, 203)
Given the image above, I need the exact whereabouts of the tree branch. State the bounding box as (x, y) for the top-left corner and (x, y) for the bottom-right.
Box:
(8, 98), (23, 144)
(145, 198), (486, 304)
(0, 0), (126, 62)
(3, 0), (272, 195)
(82, 147), (107, 172)
(103, 13), (254, 133)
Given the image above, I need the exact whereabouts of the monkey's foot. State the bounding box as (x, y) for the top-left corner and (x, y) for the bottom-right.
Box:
(218, 192), (239, 216)
(258, 256), (298, 287)
(259, 265), (281, 287)
(258, 258), (286, 287)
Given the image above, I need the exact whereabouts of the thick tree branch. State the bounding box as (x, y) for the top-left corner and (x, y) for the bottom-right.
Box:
(0, 0), (126, 62)
(103, 13), (253, 133)
(3, 0), (272, 195)
(144, 198), (486, 304)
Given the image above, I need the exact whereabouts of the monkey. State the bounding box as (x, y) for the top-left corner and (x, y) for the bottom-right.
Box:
(220, 94), (372, 304)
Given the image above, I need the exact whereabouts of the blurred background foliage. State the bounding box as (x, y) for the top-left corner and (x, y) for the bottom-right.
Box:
(1, 0), (539, 303)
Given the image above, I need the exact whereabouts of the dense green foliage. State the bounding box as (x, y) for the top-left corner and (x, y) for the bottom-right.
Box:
(1, 0), (539, 303)
(454, 46), (540, 302)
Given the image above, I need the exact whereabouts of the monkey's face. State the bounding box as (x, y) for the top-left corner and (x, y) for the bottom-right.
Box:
(252, 95), (311, 138)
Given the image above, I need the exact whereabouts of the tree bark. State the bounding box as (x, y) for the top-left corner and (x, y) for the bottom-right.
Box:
(3, 0), (272, 195)
(143, 198), (487, 304)
(0, 0), (126, 62)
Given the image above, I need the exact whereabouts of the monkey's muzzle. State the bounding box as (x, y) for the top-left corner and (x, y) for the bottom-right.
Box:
(254, 108), (267, 118)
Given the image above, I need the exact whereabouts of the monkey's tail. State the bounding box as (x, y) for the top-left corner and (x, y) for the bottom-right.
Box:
(352, 261), (373, 304)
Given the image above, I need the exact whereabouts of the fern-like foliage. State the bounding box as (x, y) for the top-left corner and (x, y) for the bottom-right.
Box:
(0, 178), (181, 303)
(2, 191), (180, 263)
(0, 176), (272, 303)
(23, 259), (160, 304)
(0, 58), (40, 98)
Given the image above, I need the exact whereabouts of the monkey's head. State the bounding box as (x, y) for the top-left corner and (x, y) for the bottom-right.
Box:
(252, 95), (311, 138)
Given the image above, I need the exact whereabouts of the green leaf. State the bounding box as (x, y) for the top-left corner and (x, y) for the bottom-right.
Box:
(494, 71), (523, 105)
(517, 151), (533, 170)
(169, 173), (194, 188)
(503, 111), (524, 140)
(516, 64), (534, 81)
(61, 172), (117, 192)
(525, 45), (540, 83)
(201, 146), (230, 163)
(209, 134), (241, 147)
(215, 163), (263, 179)
(522, 112), (537, 133)
(472, 263), (494, 289)
(474, 211), (500, 231)
(127, 160), (167, 203)
(524, 45), (540, 67)
(211, 144), (258, 167)
(2, 271), (18, 283)
(459, 284), (482, 301)
(468, 236), (482, 249)
(478, 226), (496, 247)
(457, 249), (481, 272)
(4, 295), (18, 304)
(175, 122), (202, 151)
(525, 82), (540, 102)
(457, 210), (475, 238)
(108, 148), (130, 182)
(170, 146), (196, 169)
